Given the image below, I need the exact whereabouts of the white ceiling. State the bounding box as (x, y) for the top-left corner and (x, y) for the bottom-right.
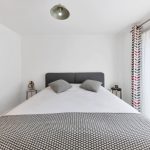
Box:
(0, 0), (150, 35)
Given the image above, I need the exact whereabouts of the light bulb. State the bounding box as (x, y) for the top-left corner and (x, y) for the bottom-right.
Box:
(58, 12), (62, 16)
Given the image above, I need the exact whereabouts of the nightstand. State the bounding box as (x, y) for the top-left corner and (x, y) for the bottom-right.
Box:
(26, 90), (37, 99)
(111, 86), (122, 99)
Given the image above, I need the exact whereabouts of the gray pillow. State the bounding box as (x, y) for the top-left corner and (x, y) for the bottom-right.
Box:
(80, 80), (102, 92)
(49, 79), (72, 93)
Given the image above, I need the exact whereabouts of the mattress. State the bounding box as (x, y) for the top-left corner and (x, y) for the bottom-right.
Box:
(2, 85), (149, 150)
(6, 84), (138, 115)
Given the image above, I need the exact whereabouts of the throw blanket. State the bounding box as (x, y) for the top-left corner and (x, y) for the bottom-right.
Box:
(0, 113), (150, 150)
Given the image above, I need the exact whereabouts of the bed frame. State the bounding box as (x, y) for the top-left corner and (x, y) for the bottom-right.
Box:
(45, 72), (105, 87)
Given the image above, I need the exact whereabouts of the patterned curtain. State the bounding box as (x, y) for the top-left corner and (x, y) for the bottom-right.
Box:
(131, 25), (142, 111)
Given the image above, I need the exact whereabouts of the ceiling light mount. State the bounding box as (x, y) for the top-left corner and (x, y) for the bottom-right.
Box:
(50, 4), (70, 20)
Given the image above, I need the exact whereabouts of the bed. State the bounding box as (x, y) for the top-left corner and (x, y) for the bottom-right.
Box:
(0, 72), (150, 149)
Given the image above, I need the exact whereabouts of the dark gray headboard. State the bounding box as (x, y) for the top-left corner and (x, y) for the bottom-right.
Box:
(45, 72), (105, 87)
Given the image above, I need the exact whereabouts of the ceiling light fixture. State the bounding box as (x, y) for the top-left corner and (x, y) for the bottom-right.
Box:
(50, 4), (70, 20)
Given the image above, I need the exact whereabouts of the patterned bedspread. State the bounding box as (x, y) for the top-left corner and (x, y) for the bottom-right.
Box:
(0, 113), (150, 150)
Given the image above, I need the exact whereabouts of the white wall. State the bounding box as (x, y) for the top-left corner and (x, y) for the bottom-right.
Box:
(0, 24), (22, 114)
(0, 24), (132, 113)
(122, 32), (132, 105)
(117, 31), (132, 105)
(22, 35), (123, 99)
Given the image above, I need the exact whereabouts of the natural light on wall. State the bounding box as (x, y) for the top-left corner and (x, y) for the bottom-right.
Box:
(141, 30), (150, 119)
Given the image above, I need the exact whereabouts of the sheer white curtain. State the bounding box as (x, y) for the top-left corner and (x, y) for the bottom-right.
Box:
(141, 30), (150, 119)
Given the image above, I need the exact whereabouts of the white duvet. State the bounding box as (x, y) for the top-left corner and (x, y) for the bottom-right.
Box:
(6, 84), (138, 115)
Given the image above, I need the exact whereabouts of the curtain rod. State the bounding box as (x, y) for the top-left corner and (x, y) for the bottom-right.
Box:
(130, 18), (150, 32)
(138, 18), (150, 27)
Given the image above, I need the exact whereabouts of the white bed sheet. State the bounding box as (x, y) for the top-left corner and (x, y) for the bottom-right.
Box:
(6, 84), (138, 115)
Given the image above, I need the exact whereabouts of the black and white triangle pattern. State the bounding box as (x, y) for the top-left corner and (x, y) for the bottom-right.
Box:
(0, 113), (150, 150)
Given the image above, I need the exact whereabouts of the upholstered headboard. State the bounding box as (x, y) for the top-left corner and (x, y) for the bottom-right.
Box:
(45, 72), (105, 87)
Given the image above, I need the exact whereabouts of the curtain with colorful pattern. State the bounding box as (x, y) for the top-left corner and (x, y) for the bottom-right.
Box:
(131, 25), (142, 111)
